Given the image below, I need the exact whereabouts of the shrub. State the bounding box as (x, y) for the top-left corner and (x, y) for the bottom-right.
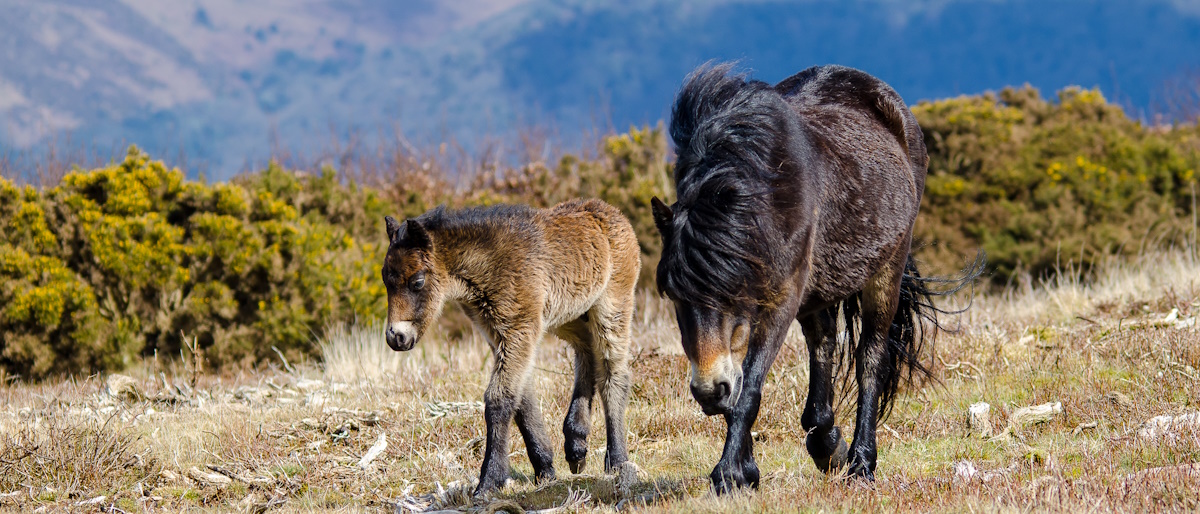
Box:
(0, 148), (389, 378)
(913, 86), (1200, 282)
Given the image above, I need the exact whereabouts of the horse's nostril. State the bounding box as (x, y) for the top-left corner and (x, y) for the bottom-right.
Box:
(715, 380), (731, 402)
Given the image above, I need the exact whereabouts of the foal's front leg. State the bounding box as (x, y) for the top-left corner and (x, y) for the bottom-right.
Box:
(514, 377), (556, 483)
(475, 327), (539, 497)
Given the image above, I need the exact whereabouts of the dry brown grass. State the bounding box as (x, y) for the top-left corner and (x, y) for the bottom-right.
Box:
(0, 252), (1197, 512)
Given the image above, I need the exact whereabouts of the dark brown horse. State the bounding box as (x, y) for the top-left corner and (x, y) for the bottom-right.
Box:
(651, 63), (983, 492)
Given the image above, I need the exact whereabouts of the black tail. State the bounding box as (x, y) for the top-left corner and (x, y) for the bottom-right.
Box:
(837, 251), (987, 421)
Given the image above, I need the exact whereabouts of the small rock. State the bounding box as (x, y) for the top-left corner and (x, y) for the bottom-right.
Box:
(1007, 401), (1062, 429)
(1105, 392), (1134, 409)
(968, 402), (993, 438)
(295, 378), (324, 392)
(990, 401), (1063, 441)
(1163, 308), (1180, 324)
(1137, 412), (1200, 439)
(106, 374), (142, 403)
(187, 466), (231, 488)
(358, 433), (388, 470)
(953, 460), (977, 481)
(614, 461), (646, 498)
(75, 496), (107, 507)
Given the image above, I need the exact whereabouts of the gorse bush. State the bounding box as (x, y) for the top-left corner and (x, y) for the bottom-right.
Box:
(0, 129), (673, 379)
(913, 86), (1200, 282)
(1, 89), (1198, 379)
(1, 148), (390, 378)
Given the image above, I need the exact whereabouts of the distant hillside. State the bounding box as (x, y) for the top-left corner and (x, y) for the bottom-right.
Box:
(2, 0), (1199, 178)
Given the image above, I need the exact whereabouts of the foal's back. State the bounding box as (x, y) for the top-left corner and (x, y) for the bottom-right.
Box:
(535, 199), (640, 328)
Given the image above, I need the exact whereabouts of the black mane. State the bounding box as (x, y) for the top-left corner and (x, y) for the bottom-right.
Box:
(658, 63), (791, 308)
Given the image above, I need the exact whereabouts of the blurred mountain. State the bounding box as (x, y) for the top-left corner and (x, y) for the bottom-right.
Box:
(2, 0), (1199, 177)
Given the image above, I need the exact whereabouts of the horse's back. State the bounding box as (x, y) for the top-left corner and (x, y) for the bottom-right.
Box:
(776, 65), (927, 185)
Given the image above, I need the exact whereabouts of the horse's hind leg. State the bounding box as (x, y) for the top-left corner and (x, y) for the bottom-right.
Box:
(800, 307), (849, 473)
(514, 376), (556, 483)
(847, 251), (907, 481)
(555, 319), (596, 474)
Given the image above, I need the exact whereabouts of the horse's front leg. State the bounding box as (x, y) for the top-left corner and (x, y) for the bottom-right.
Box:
(710, 308), (793, 494)
(474, 325), (539, 497)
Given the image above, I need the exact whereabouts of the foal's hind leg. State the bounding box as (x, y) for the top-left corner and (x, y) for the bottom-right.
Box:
(514, 376), (556, 483)
(799, 307), (850, 473)
(846, 252), (907, 481)
(591, 297), (633, 473)
(554, 319), (596, 474)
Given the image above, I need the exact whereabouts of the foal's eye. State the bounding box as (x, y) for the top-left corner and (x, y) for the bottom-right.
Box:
(410, 272), (426, 291)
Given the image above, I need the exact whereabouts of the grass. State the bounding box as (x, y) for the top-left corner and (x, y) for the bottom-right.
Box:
(0, 252), (1197, 512)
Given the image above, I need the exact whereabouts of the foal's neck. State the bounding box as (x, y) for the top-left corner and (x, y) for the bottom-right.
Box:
(427, 223), (512, 305)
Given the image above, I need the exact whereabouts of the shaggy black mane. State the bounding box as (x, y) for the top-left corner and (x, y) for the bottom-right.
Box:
(658, 63), (790, 308)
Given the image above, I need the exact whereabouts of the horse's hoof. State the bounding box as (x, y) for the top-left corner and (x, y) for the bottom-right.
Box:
(710, 464), (750, 495)
(846, 460), (876, 482)
(604, 454), (628, 474)
(812, 437), (849, 473)
(535, 468), (557, 484)
(568, 456), (586, 474)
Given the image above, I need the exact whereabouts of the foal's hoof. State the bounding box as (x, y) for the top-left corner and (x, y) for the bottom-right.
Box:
(568, 456), (587, 474)
(813, 438), (849, 474)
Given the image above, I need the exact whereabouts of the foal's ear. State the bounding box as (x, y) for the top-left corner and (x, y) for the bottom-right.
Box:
(384, 216), (402, 243)
(405, 219), (433, 250)
(650, 196), (674, 239)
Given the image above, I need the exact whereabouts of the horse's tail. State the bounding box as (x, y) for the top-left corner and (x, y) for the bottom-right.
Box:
(839, 250), (987, 421)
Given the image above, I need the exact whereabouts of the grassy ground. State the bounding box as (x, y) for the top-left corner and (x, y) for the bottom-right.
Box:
(1, 252), (1198, 513)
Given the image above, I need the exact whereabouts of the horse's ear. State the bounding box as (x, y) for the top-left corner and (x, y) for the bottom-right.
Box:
(385, 216), (402, 243)
(405, 219), (432, 250)
(650, 196), (674, 239)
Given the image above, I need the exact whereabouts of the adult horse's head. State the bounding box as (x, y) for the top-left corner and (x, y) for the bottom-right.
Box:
(381, 215), (447, 351)
(652, 63), (796, 416)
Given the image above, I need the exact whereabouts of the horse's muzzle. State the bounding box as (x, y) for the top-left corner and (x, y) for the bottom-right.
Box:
(385, 321), (418, 351)
(691, 374), (742, 416)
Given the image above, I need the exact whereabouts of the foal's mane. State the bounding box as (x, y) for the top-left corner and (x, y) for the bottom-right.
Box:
(408, 204), (541, 256)
(658, 63), (790, 308)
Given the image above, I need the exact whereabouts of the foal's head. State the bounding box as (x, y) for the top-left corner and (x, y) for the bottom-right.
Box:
(381, 215), (447, 351)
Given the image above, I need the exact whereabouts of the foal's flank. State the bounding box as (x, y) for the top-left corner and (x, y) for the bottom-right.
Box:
(380, 199), (639, 497)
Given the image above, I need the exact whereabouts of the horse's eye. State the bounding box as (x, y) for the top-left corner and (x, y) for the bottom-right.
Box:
(410, 272), (426, 291)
